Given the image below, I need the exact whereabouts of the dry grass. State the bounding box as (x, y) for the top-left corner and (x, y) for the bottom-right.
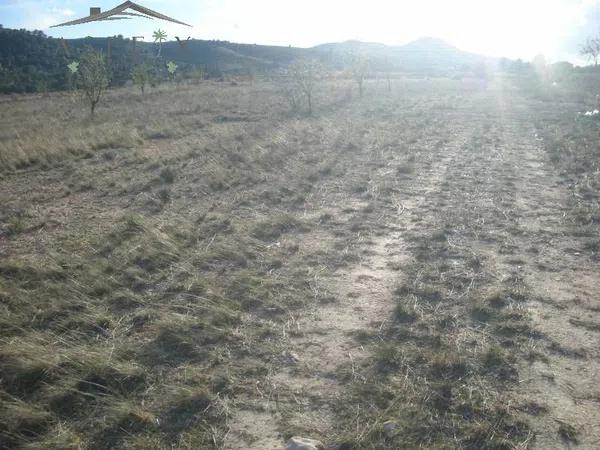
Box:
(0, 78), (381, 448)
(2, 75), (595, 449)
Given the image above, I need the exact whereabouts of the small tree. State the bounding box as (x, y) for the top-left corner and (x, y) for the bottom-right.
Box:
(131, 64), (151, 94)
(347, 51), (369, 97)
(581, 37), (600, 66)
(289, 59), (321, 115)
(78, 48), (110, 117)
(381, 58), (393, 92)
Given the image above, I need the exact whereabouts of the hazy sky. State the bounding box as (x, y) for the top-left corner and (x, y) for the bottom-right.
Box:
(2, 0), (600, 62)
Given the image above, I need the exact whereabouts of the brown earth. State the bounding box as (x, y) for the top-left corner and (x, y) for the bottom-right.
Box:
(0, 79), (598, 449)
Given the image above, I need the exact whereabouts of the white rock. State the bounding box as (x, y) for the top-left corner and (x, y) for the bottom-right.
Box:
(282, 350), (300, 364)
(285, 436), (324, 450)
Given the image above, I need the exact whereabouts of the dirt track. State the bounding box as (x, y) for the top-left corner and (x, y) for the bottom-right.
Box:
(223, 82), (600, 449)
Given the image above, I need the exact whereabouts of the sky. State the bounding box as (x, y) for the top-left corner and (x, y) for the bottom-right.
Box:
(2, 0), (600, 62)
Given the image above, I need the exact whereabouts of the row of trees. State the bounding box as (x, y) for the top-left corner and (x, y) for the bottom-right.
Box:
(72, 47), (182, 116)
(71, 43), (373, 117)
(283, 52), (377, 115)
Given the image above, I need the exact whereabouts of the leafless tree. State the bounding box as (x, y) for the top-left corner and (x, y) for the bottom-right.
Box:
(346, 51), (369, 97)
(289, 59), (322, 115)
(581, 37), (600, 66)
(381, 57), (393, 92)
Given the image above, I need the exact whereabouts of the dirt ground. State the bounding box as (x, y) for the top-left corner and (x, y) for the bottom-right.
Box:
(0, 78), (598, 449)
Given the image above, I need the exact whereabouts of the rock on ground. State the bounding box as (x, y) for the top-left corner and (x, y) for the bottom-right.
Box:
(285, 436), (325, 450)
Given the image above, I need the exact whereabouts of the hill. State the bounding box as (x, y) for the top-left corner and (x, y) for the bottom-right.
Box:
(313, 37), (488, 73)
(0, 27), (500, 94)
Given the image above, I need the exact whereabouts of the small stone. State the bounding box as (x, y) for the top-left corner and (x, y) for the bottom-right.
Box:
(383, 420), (398, 438)
(282, 350), (300, 365)
(285, 436), (324, 450)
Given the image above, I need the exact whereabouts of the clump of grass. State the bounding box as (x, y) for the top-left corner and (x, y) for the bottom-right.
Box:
(0, 398), (53, 448)
(251, 213), (309, 241)
(193, 240), (251, 271)
(471, 302), (495, 322)
(429, 352), (470, 381)
(569, 317), (600, 332)
(558, 421), (579, 444)
(156, 187), (171, 203)
(159, 166), (176, 184)
(396, 162), (415, 175)
(393, 304), (417, 323)
(5, 216), (26, 236)
(196, 212), (234, 236)
(482, 345), (517, 380)
(487, 291), (508, 308)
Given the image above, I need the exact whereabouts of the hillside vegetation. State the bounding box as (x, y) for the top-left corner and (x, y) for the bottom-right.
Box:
(0, 26), (537, 95)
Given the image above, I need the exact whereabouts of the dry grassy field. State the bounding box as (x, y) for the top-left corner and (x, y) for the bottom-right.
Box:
(0, 77), (599, 449)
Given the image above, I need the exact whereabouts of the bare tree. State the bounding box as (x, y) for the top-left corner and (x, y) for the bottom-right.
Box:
(278, 75), (301, 112)
(289, 59), (321, 115)
(581, 38), (600, 66)
(381, 57), (393, 92)
(347, 51), (369, 97)
(78, 48), (110, 117)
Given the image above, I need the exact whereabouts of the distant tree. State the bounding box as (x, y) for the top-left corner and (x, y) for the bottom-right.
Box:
(380, 57), (393, 92)
(242, 59), (256, 84)
(384, 69), (391, 92)
(549, 61), (574, 82)
(77, 47), (110, 117)
(131, 63), (151, 94)
(346, 51), (369, 97)
(580, 37), (600, 66)
(289, 59), (321, 115)
(189, 65), (205, 83)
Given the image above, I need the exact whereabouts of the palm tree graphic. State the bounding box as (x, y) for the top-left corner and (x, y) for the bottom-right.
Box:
(153, 29), (167, 57)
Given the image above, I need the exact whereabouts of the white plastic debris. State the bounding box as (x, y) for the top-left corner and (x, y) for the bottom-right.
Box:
(285, 437), (324, 450)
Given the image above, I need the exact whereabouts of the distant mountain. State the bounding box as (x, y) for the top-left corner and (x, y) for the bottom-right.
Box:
(312, 40), (388, 53)
(313, 37), (489, 73)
